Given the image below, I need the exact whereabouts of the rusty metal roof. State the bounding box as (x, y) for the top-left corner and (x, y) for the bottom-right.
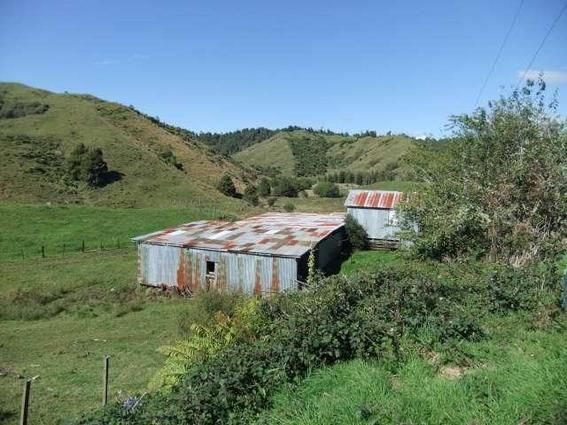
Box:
(132, 212), (346, 258)
(344, 190), (404, 209)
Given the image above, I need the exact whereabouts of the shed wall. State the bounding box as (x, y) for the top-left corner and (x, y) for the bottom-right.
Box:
(347, 207), (401, 240)
(317, 229), (344, 271)
(137, 243), (298, 295)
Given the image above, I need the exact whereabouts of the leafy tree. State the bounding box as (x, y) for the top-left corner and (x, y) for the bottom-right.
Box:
(272, 176), (298, 197)
(257, 178), (271, 197)
(66, 143), (109, 187)
(243, 185), (259, 206)
(344, 214), (369, 251)
(313, 182), (341, 198)
(216, 174), (237, 198)
(402, 79), (566, 264)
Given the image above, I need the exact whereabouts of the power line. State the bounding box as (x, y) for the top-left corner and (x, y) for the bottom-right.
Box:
(474, 0), (525, 107)
(517, 0), (567, 86)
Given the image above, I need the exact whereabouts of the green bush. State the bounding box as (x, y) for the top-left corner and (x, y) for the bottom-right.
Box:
(243, 185), (259, 206)
(76, 260), (560, 425)
(257, 178), (271, 197)
(272, 176), (298, 197)
(159, 149), (183, 170)
(66, 143), (109, 187)
(178, 291), (242, 335)
(216, 173), (237, 198)
(344, 214), (368, 251)
(283, 202), (295, 212)
(313, 181), (340, 198)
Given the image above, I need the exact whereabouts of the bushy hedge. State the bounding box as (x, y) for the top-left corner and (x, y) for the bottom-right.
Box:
(313, 181), (340, 198)
(77, 260), (560, 425)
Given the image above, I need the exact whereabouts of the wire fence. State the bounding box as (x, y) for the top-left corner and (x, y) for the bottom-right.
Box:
(0, 238), (136, 262)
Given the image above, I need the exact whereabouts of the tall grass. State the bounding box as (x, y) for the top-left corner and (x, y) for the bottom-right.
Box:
(257, 315), (567, 425)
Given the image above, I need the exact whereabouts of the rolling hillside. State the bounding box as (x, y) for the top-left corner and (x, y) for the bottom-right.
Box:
(234, 130), (415, 178)
(0, 83), (255, 208)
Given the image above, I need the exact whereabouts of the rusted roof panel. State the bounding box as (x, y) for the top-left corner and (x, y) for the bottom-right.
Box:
(132, 212), (345, 258)
(344, 190), (404, 209)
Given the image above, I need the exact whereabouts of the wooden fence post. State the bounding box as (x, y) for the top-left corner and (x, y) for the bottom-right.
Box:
(102, 355), (110, 406)
(82, 240), (85, 252)
(19, 379), (31, 425)
(41, 246), (45, 258)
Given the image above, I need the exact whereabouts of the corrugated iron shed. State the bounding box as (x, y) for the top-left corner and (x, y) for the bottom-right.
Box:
(344, 190), (404, 209)
(132, 212), (346, 258)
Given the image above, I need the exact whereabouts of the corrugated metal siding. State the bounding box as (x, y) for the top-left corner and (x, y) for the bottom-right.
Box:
(138, 244), (181, 287)
(317, 230), (344, 270)
(344, 190), (404, 209)
(138, 243), (298, 295)
(347, 207), (401, 241)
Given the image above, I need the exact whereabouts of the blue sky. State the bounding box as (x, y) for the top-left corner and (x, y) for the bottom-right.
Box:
(1, 0), (566, 137)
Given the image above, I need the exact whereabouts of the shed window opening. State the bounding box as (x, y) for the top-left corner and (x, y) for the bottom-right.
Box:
(206, 261), (216, 275)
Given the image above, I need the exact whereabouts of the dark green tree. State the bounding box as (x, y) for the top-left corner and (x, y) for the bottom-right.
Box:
(216, 174), (237, 198)
(257, 177), (271, 197)
(243, 185), (259, 206)
(344, 214), (369, 251)
(313, 181), (341, 198)
(402, 79), (566, 264)
(272, 176), (298, 197)
(66, 143), (109, 187)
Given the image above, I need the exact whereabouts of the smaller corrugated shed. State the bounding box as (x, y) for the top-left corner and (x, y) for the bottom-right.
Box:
(344, 190), (404, 209)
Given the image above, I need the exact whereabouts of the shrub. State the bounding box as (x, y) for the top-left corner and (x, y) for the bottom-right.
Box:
(216, 173), (237, 197)
(178, 291), (241, 335)
(243, 185), (259, 206)
(76, 261), (560, 425)
(402, 79), (566, 264)
(257, 178), (271, 197)
(345, 214), (368, 251)
(272, 177), (298, 197)
(151, 298), (260, 392)
(283, 202), (295, 212)
(159, 149), (183, 170)
(66, 143), (109, 187)
(266, 197), (277, 208)
(313, 181), (340, 198)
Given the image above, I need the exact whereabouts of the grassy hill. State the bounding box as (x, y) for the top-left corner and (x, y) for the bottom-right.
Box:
(0, 83), (255, 208)
(234, 130), (415, 178)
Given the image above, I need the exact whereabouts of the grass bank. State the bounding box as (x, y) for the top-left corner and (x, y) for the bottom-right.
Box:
(257, 314), (567, 425)
(0, 203), (245, 260)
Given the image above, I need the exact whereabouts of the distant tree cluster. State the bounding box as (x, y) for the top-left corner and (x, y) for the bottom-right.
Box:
(322, 165), (398, 185)
(288, 135), (329, 177)
(195, 128), (278, 155)
(66, 143), (109, 187)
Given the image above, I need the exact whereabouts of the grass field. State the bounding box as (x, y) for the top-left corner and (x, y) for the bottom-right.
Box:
(257, 313), (567, 425)
(339, 250), (403, 274)
(0, 203), (252, 260)
(0, 203), (230, 424)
